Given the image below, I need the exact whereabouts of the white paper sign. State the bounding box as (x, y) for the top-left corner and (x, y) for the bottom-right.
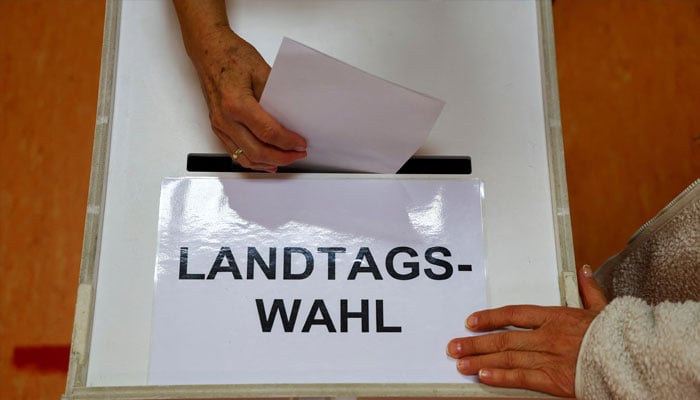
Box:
(149, 176), (486, 384)
(260, 38), (445, 173)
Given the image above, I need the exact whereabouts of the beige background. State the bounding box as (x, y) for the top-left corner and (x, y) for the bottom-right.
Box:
(1, 0), (698, 398)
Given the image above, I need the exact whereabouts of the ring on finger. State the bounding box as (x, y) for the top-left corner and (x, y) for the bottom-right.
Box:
(231, 148), (244, 161)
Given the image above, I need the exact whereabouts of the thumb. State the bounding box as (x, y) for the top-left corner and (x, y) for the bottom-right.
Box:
(252, 69), (269, 101)
(251, 61), (271, 101)
(578, 264), (607, 312)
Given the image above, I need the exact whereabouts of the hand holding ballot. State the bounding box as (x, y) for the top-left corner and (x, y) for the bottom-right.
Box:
(173, 0), (307, 172)
(174, 1), (444, 174)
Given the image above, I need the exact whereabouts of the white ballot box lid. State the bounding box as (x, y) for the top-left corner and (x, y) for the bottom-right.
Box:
(64, 1), (575, 398)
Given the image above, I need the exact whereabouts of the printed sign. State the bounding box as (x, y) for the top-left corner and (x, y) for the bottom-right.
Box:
(149, 176), (486, 384)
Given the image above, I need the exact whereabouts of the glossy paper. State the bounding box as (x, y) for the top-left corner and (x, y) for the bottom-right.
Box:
(149, 176), (486, 384)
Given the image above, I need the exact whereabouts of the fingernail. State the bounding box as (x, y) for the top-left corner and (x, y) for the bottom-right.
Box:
(447, 341), (461, 357)
(467, 315), (478, 329)
(582, 264), (593, 278)
(478, 369), (491, 379)
(458, 358), (470, 371)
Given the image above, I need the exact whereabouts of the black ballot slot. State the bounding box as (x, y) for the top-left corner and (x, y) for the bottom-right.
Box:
(186, 153), (471, 174)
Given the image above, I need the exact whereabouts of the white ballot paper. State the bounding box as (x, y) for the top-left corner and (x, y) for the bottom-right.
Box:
(260, 38), (445, 173)
(149, 176), (487, 385)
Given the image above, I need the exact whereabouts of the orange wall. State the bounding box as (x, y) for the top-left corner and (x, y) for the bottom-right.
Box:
(1, 1), (698, 398)
(554, 0), (700, 268)
(0, 1), (104, 398)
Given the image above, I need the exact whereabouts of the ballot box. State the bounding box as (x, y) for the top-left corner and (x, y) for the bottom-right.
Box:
(63, 1), (576, 399)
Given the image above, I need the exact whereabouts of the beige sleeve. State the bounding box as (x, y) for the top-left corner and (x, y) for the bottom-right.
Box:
(575, 297), (700, 399)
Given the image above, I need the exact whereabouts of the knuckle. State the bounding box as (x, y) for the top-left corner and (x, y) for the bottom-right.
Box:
(510, 369), (528, 386)
(221, 95), (245, 118)
(255, 123), (279, 144)
(495, 333), (511, 350)
(466, 336), (483, 353)
(504, 351), (518, 368)
(242, 147), (263, 163)
(209, 113), (226, 132)
(504, 306), (523, 322)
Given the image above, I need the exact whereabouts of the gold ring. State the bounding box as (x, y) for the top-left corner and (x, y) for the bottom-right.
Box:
(231, 148), (244, 161)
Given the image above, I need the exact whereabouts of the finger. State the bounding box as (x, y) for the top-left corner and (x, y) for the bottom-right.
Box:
(239, 139), (307, 167)
(250, 65), (270, 100)
(466, 305), (553, 332)
(214, 123), (306, 167)
(214, 127), (280, 172)
(235, 153), (278, 173)
(235, 97), (307, 152)
(578, 264), (607, 312)
(456, 351), (542, 375)
(447, 330), (541, 359)
(477, 368), (573, 398)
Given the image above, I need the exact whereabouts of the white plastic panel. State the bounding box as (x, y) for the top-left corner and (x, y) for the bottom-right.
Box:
(87, 0), (559, 386)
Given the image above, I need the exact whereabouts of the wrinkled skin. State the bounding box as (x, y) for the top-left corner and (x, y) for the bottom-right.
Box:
(174, 0), (307, 172)
(447, 266), (607, 398)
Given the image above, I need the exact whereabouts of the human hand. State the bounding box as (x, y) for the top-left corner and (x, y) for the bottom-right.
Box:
(195, 30), (307, 172)
(174, 1), (307, 172)
(446, 265), (608, 398)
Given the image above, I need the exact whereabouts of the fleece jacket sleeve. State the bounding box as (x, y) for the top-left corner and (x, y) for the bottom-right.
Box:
(575, 297), (700, 400)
